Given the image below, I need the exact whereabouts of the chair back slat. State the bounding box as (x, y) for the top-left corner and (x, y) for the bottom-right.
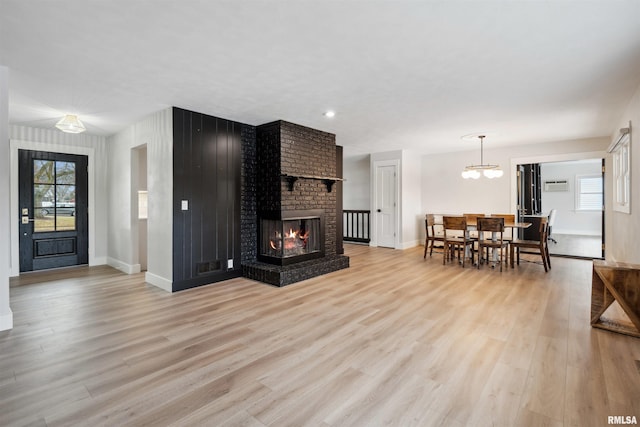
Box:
(426, 213), (436, 227)
(490, 213), (515, 223)
(477, 217), (505, 233)
(443, 216), (467, 232)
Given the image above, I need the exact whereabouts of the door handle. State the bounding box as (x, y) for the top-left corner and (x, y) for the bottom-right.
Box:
(21, 217), (35, 224)
(377, 209), (382, 213)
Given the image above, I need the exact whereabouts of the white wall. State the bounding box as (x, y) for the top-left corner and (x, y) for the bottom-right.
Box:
(9, 126), (109, 276)
(0, 66), (12, 331)
(540, 160), (602, 236)
(106, 108), (173, 291)
(609, 82), (640, 264)
(402, 150), (422, 249)
(343, 154), (370, 210)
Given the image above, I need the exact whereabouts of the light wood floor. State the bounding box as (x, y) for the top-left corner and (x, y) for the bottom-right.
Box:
(1, 245), (639, 426)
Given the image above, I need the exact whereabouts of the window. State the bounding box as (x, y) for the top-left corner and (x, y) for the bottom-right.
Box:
(612, 132), (631, 213)
(33, 159), (76, 232)
(576, 174), (602, 211)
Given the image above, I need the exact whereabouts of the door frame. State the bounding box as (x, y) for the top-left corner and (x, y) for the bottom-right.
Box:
(18, 149), (89, 272)
(10, 139), (98, 276)
(371, 159), (400, 249)
(510, 150), (607, 257)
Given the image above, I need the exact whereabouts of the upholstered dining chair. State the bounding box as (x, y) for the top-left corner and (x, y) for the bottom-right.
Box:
(443, 216), (474, 267)
(477, 217), (509, 271)
(509, 217), (551, 272)
(424, 214), (445, 258)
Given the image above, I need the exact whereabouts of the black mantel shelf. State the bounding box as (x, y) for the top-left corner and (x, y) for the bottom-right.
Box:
(281, 174), (345, 192)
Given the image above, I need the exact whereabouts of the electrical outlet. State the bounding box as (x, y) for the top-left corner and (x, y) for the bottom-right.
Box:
(227, 259), (233, 269)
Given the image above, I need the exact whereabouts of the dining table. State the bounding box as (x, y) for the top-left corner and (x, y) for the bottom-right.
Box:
(435, 216), (532, 266)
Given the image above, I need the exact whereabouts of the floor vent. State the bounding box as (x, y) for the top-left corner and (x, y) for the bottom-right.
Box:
(196, 260), (221, 275)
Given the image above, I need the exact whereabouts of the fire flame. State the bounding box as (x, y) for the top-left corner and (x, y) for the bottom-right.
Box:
(269, 227), (310, 252)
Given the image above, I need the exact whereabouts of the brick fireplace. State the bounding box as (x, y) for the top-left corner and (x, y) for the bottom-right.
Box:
(242, 121), (349, 286)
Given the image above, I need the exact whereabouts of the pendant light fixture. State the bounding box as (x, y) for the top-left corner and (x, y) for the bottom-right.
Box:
(55, 114), (86, 134)
(461, 134), (503, 179)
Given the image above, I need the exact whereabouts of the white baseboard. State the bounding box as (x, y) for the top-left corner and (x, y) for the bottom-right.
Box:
(554, 230), (602, 237)
(91, 256), (108, 266)
(400, 240), (420, 250)
(0, 310), (13, 331)
(107, 257), (141, 274)
(145, 271), (172, 292)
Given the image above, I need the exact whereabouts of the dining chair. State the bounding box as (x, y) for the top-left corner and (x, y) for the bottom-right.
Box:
(443, 216), (474, 267)
(547, 209), (558, 244)
(477, 217), (508, 271)
(424, 214), (445, 258)
(509, 217), (551, 272)
(490, 213), (516, 242)
(463, 213), (484, 240)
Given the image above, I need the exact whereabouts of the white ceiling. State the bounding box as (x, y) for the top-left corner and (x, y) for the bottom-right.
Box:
(2, 1), (640, 157)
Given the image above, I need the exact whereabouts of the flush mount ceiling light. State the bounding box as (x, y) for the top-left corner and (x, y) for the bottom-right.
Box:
(461, 134), (503, 179)
(55, 114), (86, 134)
(323, 110), (335, 118)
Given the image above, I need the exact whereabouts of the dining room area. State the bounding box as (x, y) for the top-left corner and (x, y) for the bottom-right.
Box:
(423, 213), (551, 273)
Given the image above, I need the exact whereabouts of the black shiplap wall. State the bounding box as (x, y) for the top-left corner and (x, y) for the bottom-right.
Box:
(172, 107), (245, 291)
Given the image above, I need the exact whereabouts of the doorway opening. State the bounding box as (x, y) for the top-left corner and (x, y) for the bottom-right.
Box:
(133, 145), (148, 272)
(516, 158), (604, 259)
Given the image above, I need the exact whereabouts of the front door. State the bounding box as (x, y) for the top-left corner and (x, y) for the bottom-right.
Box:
(375, 163), (397, 248)
(18, 150), (88, 272)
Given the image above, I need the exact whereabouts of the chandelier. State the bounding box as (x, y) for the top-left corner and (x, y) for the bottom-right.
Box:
(55, 114), (86, 134)
(461, 134), (503, 179)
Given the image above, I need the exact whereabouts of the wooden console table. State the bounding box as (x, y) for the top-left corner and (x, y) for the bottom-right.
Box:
(591, 260), (640, 338)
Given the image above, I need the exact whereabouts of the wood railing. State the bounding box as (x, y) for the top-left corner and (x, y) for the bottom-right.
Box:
(343, 210), (370, 243)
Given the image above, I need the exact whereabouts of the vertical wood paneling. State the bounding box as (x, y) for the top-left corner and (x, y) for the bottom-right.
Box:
(172, 108), (242, 291)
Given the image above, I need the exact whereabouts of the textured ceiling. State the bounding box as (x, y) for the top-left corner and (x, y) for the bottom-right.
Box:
(2, 0), (640, 156)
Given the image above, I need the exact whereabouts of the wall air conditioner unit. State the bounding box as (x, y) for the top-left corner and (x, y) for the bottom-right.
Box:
(544, 180), (569, 192)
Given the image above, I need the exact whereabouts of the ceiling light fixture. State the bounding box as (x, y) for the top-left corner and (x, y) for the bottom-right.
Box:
(55, 114), (86, 134)
(461, 134), (503, 179)
(324, 110), (335, 118)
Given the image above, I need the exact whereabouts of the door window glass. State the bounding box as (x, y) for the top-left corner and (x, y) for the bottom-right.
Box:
(33, 159), (76, 232)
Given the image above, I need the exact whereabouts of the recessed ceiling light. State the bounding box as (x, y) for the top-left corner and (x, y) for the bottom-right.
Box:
(324, 111), (335, 118)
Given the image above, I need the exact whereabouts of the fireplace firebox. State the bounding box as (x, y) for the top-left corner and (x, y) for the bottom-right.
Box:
(258, 210), (324, 266)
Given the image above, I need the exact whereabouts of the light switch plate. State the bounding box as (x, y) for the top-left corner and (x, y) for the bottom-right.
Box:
(181, 200), (188, 211)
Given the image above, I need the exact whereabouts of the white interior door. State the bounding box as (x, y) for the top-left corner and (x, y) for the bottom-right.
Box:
(376, 164), (397, 248)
